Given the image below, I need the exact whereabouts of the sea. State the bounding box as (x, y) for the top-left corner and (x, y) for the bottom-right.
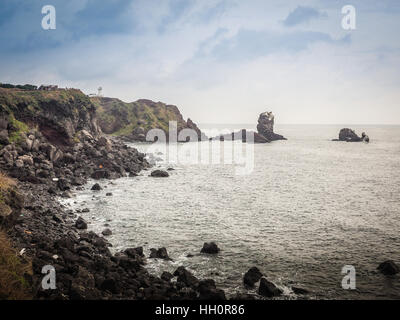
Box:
(61, 124), (400, 299)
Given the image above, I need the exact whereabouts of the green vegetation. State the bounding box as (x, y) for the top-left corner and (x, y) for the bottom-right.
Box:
(91, 97), (188, 136)
(0, 230), (32, 300)
(0, 83), (37, 90)
(7, 116), (29, 144)
(0, 173), (32, 300)
(0, 87), (95, 146)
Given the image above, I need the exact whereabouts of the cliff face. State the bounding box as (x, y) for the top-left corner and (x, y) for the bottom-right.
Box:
(0, 88), (101, 148)
(92, 97), (206, 141)
(0, 87), (148, 186)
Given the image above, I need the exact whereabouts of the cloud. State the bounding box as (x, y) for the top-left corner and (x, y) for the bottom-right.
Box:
(283, 6), (327, 27)
(1, 1), (400, 124)
(196, 29), (350, 62)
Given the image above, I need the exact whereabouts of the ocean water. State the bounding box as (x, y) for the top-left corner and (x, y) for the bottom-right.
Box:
(62, 125), (400, 299)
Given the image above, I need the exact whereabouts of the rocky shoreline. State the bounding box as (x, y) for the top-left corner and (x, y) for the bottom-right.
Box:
(0, 87), (230, 299)
(1, 135), (232, 300)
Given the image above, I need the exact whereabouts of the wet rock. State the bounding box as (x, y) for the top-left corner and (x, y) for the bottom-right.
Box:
(61, 191), (73, 198)
(91, 183), (102, 191)
(198, 279), (226, 300)
(102, 228), (112, 236)
(161, 272), (174, 282)
(118, 256), (141, 271)
(173, 266), (199, 288)
(75, 217), (88, 230)
(125, 247), (144, 258)
(149, 247), (170, 260)
(200, 242), (220, 254)
(150, 170), (169, 177)
(106, 192), (112, 196)
(377, 260), (400, 275)
(243, 267), (263, 287)
(258, 277), (282, 297)
(57, 178), (70, 191)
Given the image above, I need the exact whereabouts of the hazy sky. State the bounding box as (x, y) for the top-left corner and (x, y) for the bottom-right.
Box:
(1, 0), (399, 124)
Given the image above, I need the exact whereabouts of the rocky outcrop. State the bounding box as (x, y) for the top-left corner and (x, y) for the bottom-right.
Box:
(200, 242), (220, 254)
(334, 128), (369, 142)
(257, 111), (286, 141)
(377, 260), (399, 275)
(243, 267), (263, 287)
(213, 129), (270, 143)
(211, 111), (286, 143)
(92, 97), (207, 142)
(150, 170), (169, 177)
(149, 247), (170, 260)
(258, 277), (282, 297)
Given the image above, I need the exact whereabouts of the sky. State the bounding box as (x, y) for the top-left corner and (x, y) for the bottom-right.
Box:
(0, 0), (399, 125)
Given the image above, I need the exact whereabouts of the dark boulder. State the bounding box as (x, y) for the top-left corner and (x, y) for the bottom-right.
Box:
(161, 272), (174, 282)
(377, 260), (400, 275)
(200, 242), (220, 254)
(57, 178), (70, 191)
(125, 247), (144, 258)
(102, 228), (112, 236)
(75, 217), (88, 230)
(337, 128), (365, 142)
(243, 267), (263, 287)
(149, 247), (170, 260)
(198, 279), (226, 300)
(173, 266), (199, 288)
(258, 277), (282, 297)
(100, 278), (120, 294)
(150, 170), (169, 177)
(91, 183), (102, 191)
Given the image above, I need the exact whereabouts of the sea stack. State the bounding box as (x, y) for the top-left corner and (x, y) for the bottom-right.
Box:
(335, 128), (369, 142)
(257, 111), (286, 141)
(212, 111), (286, 143)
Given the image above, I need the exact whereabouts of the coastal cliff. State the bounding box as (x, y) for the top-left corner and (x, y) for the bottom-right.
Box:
(0, 86), (226, 300)
(91, 97), (206, 142)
